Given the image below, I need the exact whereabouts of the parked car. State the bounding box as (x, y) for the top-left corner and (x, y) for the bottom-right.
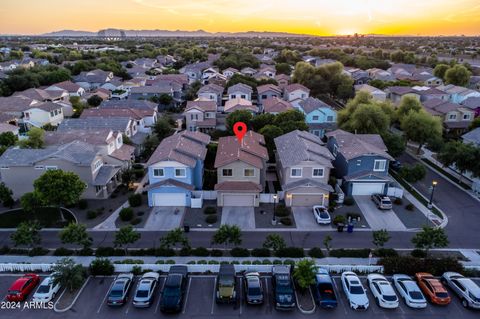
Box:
(341, 271), (369, 310)
(312, 205), (331, 224)
(441, 272), (480, 309)
(32, 276), (61, 303)
(215, 264), (237, 304)
(133, 272), (160, 308)
(160, 266), (188, 313)
(244, 272), (264, 305)
(367, 274), (399, 309)
(6, 273), (40, 302)
(371, 194), (393, 210)
(390, 160), (402, 171)
(392, 274), (427, 309)
(311, 268), (337, 309)
(272, 265), (295, 310)
(107, 273), (134, 306)
(415, 272), (451, 305)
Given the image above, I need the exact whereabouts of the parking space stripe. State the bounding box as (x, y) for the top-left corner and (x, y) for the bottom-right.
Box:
(239, 277), (243, 315)
(332, 277), (348, 315)
(211, 276), (217, 315)
(97, 279), (115, 314)
(264, 277), (270, 310)
(182, 277), (192, 314)
(154, 278), (165, 314)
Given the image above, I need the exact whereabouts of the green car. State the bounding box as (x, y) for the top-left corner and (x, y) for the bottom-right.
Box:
(216, 264), (237, 304)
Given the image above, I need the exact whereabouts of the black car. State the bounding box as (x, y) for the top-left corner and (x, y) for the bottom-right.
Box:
(244, 272), (264, 305)
(159, 266), (188, 313)
(272, 266), (295, 310)
(107, 273), (134, 306)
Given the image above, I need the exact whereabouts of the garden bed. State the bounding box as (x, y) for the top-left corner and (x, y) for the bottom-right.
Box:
(54, 276), (89, 312)
(184, 201), (222, 228)
(0, 207), (76, 228)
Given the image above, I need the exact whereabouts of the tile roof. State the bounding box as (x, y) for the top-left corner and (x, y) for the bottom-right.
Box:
(214, 131), (268, 169)
(93, 165), (121, 186)
(298, 97), (333, 114)
(214, 181), (262, 192)
(0, 123), (18, 134)
(57, 117), (131, 133)
(343, 170), (392, 182)
(0, 96), (37, 112)
(423, 99), (460, 115)
(130, 85), (172, 94)
(13, 88), (51, 101)
(146, 130), (211, 167)
(227, 83), (253, 95)
(263, 97), (293, 113)
(109, 144), (135, 161)
(80, 108), (154, 120)
(275, 130), (334, 168)
(257, 84), (282, 95)
(354, 84), (385, 94)
(462, 127), (480, 146)
(146, 179), (195, 191)
(326, 129), (393, 161)
(284, 83), (310, 94)
(73, 69), (111, 83)
(386, 86), (416, 95)
(224, 98), (257, 113)
(46, 81), (82, 93)
(185, 100), (217, 112)
(100, 99), (157, 110)
(461, 97), (480, 109)
(283, 178), (334, 192)
(197, 83), (224, 95)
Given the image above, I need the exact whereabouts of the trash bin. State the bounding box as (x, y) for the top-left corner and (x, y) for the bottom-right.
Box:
(347, 223), (354, 233)
(337, 223), (345, 232)
(183, 225), (190, 233)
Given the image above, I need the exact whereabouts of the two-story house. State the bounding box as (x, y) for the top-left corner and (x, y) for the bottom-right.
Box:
(283, 83), (310, 108)
(146, 131), (211, 207)
(437, 84), (480, 104)
(423, 99), (474, 135)
(80, 107), (157, 134)
(240, 67), (257, 77)
(222, 67), (239, 78)
(22, 102), (64, 127)
(0, 141), (122, 199)
(73, 69), (114, 91)
(275, 130), (334, 207)
(224, 98), (258, 114)
(412, 87), (450, 102)
(214, 131), (268, 207)
(298, 97), (337, 138)
(46, 81), (85, 97)
(257, 84), (282, 110)
(184, 100), (217, 132)
(275, 74), (290, 88)
(326, 129), (394, 196)
(461, 97), (480, 118)
(227, 83), (253, 101)
(385, 86), (421, 105)
(197, 84), (224, 107)
(263, 97), (293, 115)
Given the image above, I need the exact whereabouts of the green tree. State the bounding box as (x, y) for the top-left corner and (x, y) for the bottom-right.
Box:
(262, 234), (286, 252)
(433, 64), (449, 80)
(153, 118), (174, 141)
(372, 229), (391, 248)
(225, 110), (253, 134)
(0, 182), (14, 207)
(158, 93), (173, 106)
(445, 64), (471, 86)
(141, 134), (160, 158)
(159, 228), (190, 249)
(87, 95), (102, 107)
(273, 109), (308, 133)
(20, 191), (43, 214)
(469, 117), (480, 130)
(114, 225), (141, 255)
(59, 222), (92, 249)
(259, 125), (283, 160)
(10, 221), (41, 249)
(411, 226), (449, 257)
(401, 110), (443, 154)
(438, 141), (479, 182)
(381, 132), (405, 157)
(33, 170), (86, 210)
(251, 113), (275, 132)
(275, 63), (292, 75)
(18, 127), (45, 149)
(396, 96), (422, 121)
(212, 224), (242, 247)
(0, 132), (18, 147)
(323, 235), (332, 256)
(346, 103), (390, 134)
(51, 258), (86, 292)
(399, 164), (427, 183)
(293, 259), (317, 291)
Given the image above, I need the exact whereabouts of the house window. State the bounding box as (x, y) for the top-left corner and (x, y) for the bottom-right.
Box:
(327, 115), (334, 122)
(312, 115), (319, 121)
(463, 114), (471, 120)
(312, 168), (324, 178)
(0, 166), (9, 169)
(448, 114), (457, 120)
(50, 111), (55, 117)
(374, 159), (387, 172)
(95, 185), (103, 194)
(290, 168), (302, 178)
(35, 166), (44, 170)
(45, 166), (58, 170)
(262, 95), (267, 99)
(241, 95), (246, 99)
(231, 94), (236, 99)
(175, 168), (186, 177)
(153, 168), (164, 177)
(244, 168), (255, 177)
(333, 144), (338, 156)
(301, 94), (306, 98)
(222, 169), (233, 177)
(93, 159), (102, 171)
(356, 159), (362, 166)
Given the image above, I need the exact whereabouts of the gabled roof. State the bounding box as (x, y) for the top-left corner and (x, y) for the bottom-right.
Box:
(386, 86), (416, 95)
(227, 83), (253, 95)
(354, 84), (385, 95)
(47, 81), (81, 93)
(275, 130), (334, 168)
(298, 97), (333, 114)
(197, 83), (224, 95)
(283, 178), (334, 192)
(284, 83), (310, 94)
(257, 84), (281, 95)
(0, 96), (37, 112)
(44, 129), (117, 146)
(146, 130), (211, 167)
(462, 127), (480, 146)
(263, 97), (293, 113)
(57, 117), (132, 133)
(13, 88), (52, 101)
(224, 98), (257, 113)
(130, 85), (172, 94)
(214, 131), (268, 169)
(326, 129), (393, 161)
(423, 99), (461, 115)
(100, 99), (157, 110)
(146, 178), (195, 191)
(185, 100), (217, 112)
(28, 101), (63, 112)
(214, 181), (262, 192)
(80, 108), (154, 120)
(73, 69), (111, 83)
(461, 97), (480, 109)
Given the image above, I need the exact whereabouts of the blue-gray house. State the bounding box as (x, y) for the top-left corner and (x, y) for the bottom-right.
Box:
(298, 97), (337, 138)
(146, 130), (211, 206)
(326, 129), (394, 196)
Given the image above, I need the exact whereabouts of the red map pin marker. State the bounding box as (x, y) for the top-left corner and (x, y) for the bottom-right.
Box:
(233, 122), (247, 144)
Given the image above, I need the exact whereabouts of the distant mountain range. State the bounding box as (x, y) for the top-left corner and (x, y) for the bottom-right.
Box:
(40, 28), (315, 38)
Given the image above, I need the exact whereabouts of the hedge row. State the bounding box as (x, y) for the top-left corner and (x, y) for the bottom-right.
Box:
(379, 256), (464, 276)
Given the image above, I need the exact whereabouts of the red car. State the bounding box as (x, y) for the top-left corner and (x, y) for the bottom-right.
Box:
(6, 273), (40, 301)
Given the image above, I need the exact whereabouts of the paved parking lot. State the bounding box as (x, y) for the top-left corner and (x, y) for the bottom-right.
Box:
(0, 274), (479, 318)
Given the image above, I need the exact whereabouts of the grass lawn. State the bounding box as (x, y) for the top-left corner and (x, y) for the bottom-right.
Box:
(0, 207), (76, 228)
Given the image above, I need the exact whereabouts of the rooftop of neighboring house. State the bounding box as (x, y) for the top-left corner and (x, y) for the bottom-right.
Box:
(13, 88), (56, 101)
(214, 131), (268, 169)
(130, 85), (173, 94)
(80, 107), (154, 120)
(389, 63), (418, 75)
(46, 81), (82, 93)
(44, 129), (120, 146)
(100, 99), (157, 110)
(298, 97), (334, 114)
(354, 84), (385, 94)
(185, 100), (217, 112)
(257, 84), (282, 95)
(241, 67), (257, 74)
(284, 83), (310, 94)
(461, 97), (480, 109)
(0, 96), (37, 112)
(0, 123), (18, 134)
(197, 83), (224, 96)
(412, 87), (448, 96)
(275, 74), (290, 81)
(275, 129), (334, 168)
(183, 61), (213, 74)
(224, 98), (257, 113)
(326, 129), (393, 161)
(57, 117), (132, 133)
(146, 130), (211, 167)
(73, 69), (112, 83)
(145, 78), (184, 91)
(462, 127), (480, 146)
(263, 97), (293, 113)
(227, 83), (253, 94)
(28, 101), (63, 112)
(386, 86), (416, 95)
(423, 99), (463, 116)
(223, 67), (239, 73)
(436, 84), (470, 95)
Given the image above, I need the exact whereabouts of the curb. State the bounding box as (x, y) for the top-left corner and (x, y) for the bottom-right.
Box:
(53, 276), (91, 313)
(293, 281), (316, 314)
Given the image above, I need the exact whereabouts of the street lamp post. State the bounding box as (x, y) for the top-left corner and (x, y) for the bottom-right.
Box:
(272, 194), (278, 225)
(428, 180), (437, 209)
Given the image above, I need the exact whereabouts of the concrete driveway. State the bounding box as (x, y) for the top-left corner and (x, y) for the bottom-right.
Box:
(292, 206), (326, 230)
(143, 206), (185, 230)
(221, 206), (255, 229)
(354, 196), (407, 231)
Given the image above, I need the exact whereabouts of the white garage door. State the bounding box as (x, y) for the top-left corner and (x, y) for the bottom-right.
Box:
(152, 193), (186, 206)
(223, 194), (255, 206)
(351, 183), (384, 196)
(291, 194), (325, 207)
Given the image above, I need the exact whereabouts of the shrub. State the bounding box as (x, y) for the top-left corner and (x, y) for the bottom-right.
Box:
(137, 211), (144, 216)
(192, 247), (210, 257)
(179, 247), (191, 256)
(283, 259), (296, 266)
(165, 260), (175, 264)
(78, 247), (93, 256)
(89, 258), (114, 276)
(197, 260), (207, 264)
(132, 163), (144, 170)
(405, 203), (414, 211)
(78, 199), (88, 210)
(0, 245), (10, 255)
(251, 248), (271, 257)
(208, 260), (219, 265)
(252, 260), (262, 265)
(275, 247), (305, 258)
(262, 259), (272, 265)
(333, 215), (346, 225)
(242, 261), (252, 265)
(308, 247), (324, 258)
(130, 217), (142, 225)
(54, 247), (74, 256)
(87, 210), (97, 219)
(273, 259), (283, 265)
(399, 164), (426, 183)
(343, 197), (354, 206)
(28, 247), (49, 256)
(210, 249), (223, 257)
(155, 248), (175, 257)
(411, 249), (427, 258)
(329, 249), (371, 258)
(205, 215), (218, 224)
(280, 217), (293, 226)
(275, 204), (290, 217)
(379, 256), (464, 276)
(393, 198), (403, 205)
(374, 248), (398, 258)
(128, 194), (142, 207)
(204, 206), (217, 215)
(95, 246), (115, 257)
(132, 265), (142, 276)
(133, 169), (145, 179)
(119, 208), (134, 221)
(187, 261), (196, 264)
(230, 247), (250, 257)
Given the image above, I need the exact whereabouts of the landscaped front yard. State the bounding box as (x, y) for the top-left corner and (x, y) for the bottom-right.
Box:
(0, 207), (76, 228)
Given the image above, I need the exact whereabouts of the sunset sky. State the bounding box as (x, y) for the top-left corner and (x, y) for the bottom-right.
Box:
(1, 0), (480, 36)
